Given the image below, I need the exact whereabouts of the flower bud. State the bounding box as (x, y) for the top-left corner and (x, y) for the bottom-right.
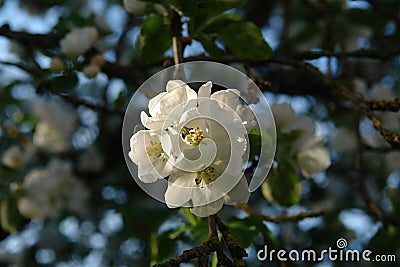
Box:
(83, 64), (100, 79)
(123, 0), (147, 15)
(50, 57), (65, 72)
(60, 27), (99, 58)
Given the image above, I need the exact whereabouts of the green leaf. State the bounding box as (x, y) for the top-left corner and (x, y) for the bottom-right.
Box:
(261, 159), (301, 206)
(227, 215), (274, 248)
(387, 187), (400, 214)
(136, 14), (171, 62)
(197, 33), (224, 58)
(248, 129), (273, 158)
(194, 13), (242, 37)
(0, 198), (24, 233)
(219, 22), (272, 60)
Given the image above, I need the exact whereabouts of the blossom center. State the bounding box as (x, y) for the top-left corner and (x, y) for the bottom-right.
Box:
(195, 166), (216, 185)
(146, 140), (165, 160)
(182, 127), (204, 146)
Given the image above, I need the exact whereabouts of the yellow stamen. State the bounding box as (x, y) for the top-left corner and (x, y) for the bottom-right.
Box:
(183, 127), (204, 146)
(195, 166), (216, 185)
(146, 140), (165, 160)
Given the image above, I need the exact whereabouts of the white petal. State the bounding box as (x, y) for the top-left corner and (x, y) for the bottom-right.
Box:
(174, 139), (217, 172)
(128, 130), (148, 165)
(190, 198), (224, 217)
(297, 145), (331, 178)
(296, 135), (324, 151)
(129, 130), (172, 182)
(148, 92), (167, 117)
(166, 80), (186, 92)
(198, 81), (212, 105)
(211, 89), (240, 110)
(235, 105), (257, 131)
(285, 115), (315, 135)
(165, 171), (196, 208)
(271, 103), (296, 130)
(224, 175), (250, 205)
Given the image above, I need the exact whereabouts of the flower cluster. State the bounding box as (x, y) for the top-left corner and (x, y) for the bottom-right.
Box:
(17, 159), (89, 220)
(271, 103), (331, 178)
(32, 98), (78, 153)
(129, 80), (254, 217)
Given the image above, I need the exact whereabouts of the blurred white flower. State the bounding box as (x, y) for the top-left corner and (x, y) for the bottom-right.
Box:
(1, 145), (32, 169)
(18, 159), (89, 220)
(32, 99), (78, 153)
(271, 103), (314, 135)
(296, 136), (331, 178)
(271, 103), (331, 178)
(123, 0), (147, 15)
(60, 27), (98, 58)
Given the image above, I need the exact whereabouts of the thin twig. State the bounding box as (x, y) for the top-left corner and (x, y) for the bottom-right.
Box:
(364, 98), (400, 112)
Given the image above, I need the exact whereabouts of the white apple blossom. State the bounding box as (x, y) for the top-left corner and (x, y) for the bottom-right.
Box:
(129, 81), (251, 216)
(129, 130), (173, 183)
(140, 80), (197, 130)
(271, 103), (331, 178)
(18, 159), (89, 220)
(208, 88), (257, 132)
(32, 99), (78, 153)
(60, 27), (98, 58)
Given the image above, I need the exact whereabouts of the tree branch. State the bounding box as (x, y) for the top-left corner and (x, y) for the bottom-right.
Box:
(237, 204), (324, 224)
(0, 24), (61, 48)
(364, 98), (400, 112)
(214, 216), (247, 267)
